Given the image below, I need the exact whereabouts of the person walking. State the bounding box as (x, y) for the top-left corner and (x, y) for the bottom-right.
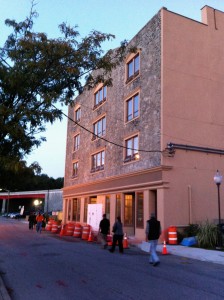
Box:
(36, 212), (44, 233)
(145, 212), (161, 266)
(99, 214), (110, 249)
(28, 212), (36, 230)
(109, 216), (124, 253)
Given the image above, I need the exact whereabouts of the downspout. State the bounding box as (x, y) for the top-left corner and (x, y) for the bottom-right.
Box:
(188, 185), (192, 224)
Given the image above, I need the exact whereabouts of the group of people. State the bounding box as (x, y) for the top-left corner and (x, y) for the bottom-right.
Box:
(28, 212), (45, 233)
(99, 212), (161, 266)
(29, 210), (161, 264)
(99, 214), (124, 253)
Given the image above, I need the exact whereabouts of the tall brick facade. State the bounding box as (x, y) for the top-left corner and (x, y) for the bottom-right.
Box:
(64, 12), (161, 186)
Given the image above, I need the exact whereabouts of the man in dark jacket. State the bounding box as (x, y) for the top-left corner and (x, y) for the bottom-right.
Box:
(145, 213), (161, 266)
(99, 214), (110, 249)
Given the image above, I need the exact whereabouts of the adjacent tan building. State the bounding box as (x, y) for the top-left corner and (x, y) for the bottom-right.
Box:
(63, 6), (224, 241)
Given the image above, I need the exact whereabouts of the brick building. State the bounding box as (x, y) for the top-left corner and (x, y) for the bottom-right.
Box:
(63, 6), (224, 241)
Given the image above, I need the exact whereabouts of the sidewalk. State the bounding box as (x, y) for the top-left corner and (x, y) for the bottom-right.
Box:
(136, 242), (224, 265)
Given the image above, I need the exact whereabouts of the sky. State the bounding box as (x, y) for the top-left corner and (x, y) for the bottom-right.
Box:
(1, 0), (224, 178)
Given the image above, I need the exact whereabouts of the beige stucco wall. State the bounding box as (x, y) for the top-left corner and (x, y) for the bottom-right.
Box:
(161, 7), (224, 229)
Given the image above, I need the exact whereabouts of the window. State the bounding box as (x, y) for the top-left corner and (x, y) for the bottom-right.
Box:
(94, 86), (107, 107)
(68, 199), (71, 220)
(74, 134), (80, 151)
(136, 192), (144, 228)
(75, 107), (81, 122)
(93, 116), (106, 140)
(126, 94), (139, 121)
(105, 195), (110, 219)
(84, 198), (90, 223)
(124, 194), (134, 226)
(91, 150), (105, 172)
(124, 135), (139, 162)
(116, 194), (121, 218)
(90, 197), (97, 204)
(72, 161), (78, 177)
(126, 53), (140, 82)
(73, 198), (81, 222)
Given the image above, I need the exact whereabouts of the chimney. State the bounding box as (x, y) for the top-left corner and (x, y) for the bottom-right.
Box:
(201, 5), (217, 29)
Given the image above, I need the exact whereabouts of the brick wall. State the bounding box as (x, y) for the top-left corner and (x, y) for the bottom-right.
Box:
(64, 11), (161, 187)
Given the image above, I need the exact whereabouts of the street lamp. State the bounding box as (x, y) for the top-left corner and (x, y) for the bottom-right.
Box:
(34, 199), (43, 212)
(214, 170), (223, 248)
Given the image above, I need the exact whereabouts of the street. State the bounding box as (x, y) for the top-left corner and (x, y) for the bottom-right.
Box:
(0, 218), (223, 300)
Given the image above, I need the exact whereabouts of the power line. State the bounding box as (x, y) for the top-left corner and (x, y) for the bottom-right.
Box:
(52, 104), (161, 153)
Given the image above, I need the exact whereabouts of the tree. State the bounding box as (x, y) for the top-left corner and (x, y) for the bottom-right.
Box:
(0, 4), (128, 188)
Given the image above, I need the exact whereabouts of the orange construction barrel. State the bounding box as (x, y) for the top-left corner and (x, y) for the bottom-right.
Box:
(73, 223), (82, 238)
(82, 225), (90, 240)
(45, 220), (53, 231)
(66, 222), (75, 236)
(168, 226), (178, 245)
(51, 221), (59, 234)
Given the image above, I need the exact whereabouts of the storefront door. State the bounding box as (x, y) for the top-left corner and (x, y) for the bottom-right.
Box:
(124, 193), (135, 236)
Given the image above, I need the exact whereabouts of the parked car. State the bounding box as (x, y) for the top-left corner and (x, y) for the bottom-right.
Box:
(9, 212), (21, 219)
(1, 213), (9, 218)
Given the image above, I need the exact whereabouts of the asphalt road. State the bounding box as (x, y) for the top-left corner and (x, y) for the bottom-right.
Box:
(0, 218), (223, 300)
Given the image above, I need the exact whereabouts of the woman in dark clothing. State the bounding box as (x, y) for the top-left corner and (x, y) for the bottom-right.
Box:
(109, 216), (124, 253)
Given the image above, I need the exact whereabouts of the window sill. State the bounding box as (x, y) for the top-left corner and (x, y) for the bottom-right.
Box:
(92, 134), (105, 141)
(93, 98), (106, 110)
(125, 71), (139, 84)
(125, 116), (139, 124)
(91, 166), (104, 173)
(123, 155), (139, 163)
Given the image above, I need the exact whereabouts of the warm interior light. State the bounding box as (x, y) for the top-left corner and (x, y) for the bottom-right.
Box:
(135, 153), (140, 159)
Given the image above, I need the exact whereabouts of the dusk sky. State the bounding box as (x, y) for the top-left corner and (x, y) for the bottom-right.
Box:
(1, 0), (224, 178)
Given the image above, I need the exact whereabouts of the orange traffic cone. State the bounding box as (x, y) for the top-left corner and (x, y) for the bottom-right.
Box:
(123, 233), (129, 249)
(88, 229), (94, 242)
(162, 241), (168, 255)
(60, 224), (66, 236)
(107, 234), (113, 246)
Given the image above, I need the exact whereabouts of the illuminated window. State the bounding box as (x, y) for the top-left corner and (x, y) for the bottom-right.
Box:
(73, 198), (81, 222)
(124, 135), (139, 162)
(116, 194), (121, 218)
(84, 198), (90, 223)
(90, 197), (97, 204)
(126, 93), (139, 122)
(74, 134), (80, 151)
(126, 53), (140, 83)
(124, 194), (134, 226)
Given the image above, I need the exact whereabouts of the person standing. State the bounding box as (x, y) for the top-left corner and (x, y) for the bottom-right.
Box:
(145, 212), (161, 266)
(109, 216), (124, 253)
(36, 212), (44, 233)
(28, 212), (36, 230)
(99, 214), (110, 249)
